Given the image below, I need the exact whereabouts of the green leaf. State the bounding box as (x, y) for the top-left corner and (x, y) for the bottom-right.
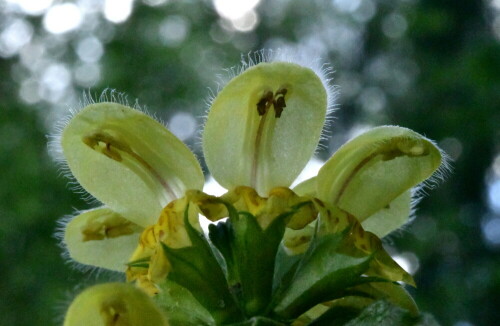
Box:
(272, 227), (375, 320)
(343, 300), (440, 326)
(227, 316), (287, 326)
(208, 206), (291, 317)
(62, 103), (204, 227)
(203, 62), (327, 196)
(306, 305), (361, 326)
(161, 206), (243, 324)
(317, 126), (443, 236)
(156, 279), (215, 326)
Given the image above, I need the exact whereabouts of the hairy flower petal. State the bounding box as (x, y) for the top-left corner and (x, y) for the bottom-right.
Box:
(317, 126), (443, 235)
(64, 207), (143, 271)
(203, 62), (327, 196)
(64, 283), (169, 326)
(61, 103), (204, 226)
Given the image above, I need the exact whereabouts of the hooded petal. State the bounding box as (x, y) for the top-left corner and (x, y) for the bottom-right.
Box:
(61, 103), (204, 226)
(63, 207), (143, 271)
(316, 126), (443, 234)
(203, 62), (327, 196)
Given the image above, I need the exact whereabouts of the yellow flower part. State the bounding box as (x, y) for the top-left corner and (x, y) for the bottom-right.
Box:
(56, 102), (205, 272)
(126, 186), (318, 292)
(55, 53), (447, 326)
(63, 283), (169, 326)
(203, 61), (328, 196)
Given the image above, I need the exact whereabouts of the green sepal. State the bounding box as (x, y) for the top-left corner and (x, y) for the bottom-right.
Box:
(306, 305), (361, 326)
(126, 256), (150, 269)
(161, 205), (243, 325)
(328, 300), (440, 326)
(156, 279), (216, 326)
(227, 316), (287, 326)
(272, 245), (304, 296)
(208, 203), (295, 317)
(272, 225), (376, 320)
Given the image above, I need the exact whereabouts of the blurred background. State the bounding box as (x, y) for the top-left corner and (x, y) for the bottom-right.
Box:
(0, 0), (499, 325)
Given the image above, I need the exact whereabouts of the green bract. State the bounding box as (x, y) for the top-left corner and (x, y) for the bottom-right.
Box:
(55, 56), (446, 325)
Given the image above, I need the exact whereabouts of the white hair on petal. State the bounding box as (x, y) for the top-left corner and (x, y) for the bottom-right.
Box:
(379, 132), (452, 241)
(47, 88), (170, 204)
(199, 48), (340, 165)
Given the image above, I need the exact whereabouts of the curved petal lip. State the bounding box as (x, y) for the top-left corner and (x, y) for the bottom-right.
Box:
(61, 102), (204, 226)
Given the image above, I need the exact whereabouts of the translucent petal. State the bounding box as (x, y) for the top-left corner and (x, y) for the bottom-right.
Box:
(361, 190), (412, 237)
(64, 283), (169, 326)
(293, 177), (317, 196)
(64, 208), (143, 271)
(317, 126), (442, 225)
(203, 62), (327, 196)
(62, 103), (204, 226)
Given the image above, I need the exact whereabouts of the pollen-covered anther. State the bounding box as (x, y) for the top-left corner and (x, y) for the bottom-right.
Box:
(81, 214), (136, 242)
(255, 88), (288, 118)
(82, 132), (128, 162)
(273, 88), (287, 118)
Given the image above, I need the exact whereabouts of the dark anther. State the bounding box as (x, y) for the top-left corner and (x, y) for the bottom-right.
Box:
(256, 88), (288, 118)
(256, 90), (274, 116)
(273, 96), (286, 118)
(273, 88), (287, 118)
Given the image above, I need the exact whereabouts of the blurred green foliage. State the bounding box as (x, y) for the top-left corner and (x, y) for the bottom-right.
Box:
(1, 0), (499, 325)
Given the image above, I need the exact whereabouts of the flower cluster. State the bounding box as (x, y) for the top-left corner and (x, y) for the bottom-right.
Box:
(54, 52), (446, 326)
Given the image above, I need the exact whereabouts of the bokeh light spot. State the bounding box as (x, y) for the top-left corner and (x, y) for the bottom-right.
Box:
(481, 214), (500, 247)
(159, 15), (190, 47)
(358, 86), (386, 113)
(382, 13), (407, 39)
(74, 63), (101, 87)
(19, 78), (40, 104)
(43, 3), (82, 34)
(230, 10), (259, 32)
(333, 0), (361, 13)
(104, 0), (134, 24)
(439, 137), (463, 161)
(487, 179), (500, 214)
(143, 0), (169, 6)
(168, 112), (197, 141)
(7, 0), (54, 15)
(493, 154), (500, 177)
(0, 19), (33, 58)
(76, 36), (104, 63)
(40, 63), (71, 102)
(353, 0), (377, 23)
(213, 0), (260, 20)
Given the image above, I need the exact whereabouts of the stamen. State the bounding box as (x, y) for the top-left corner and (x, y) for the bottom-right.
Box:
(334, 138), (430, 205)
(256, 91), (274, 116)
(255, 88), (288, 118)
(273, 88), (287, 118)
(82, 214), (137, 241)
(252, 87), (289, 190)
(83, 132), (178, 202)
